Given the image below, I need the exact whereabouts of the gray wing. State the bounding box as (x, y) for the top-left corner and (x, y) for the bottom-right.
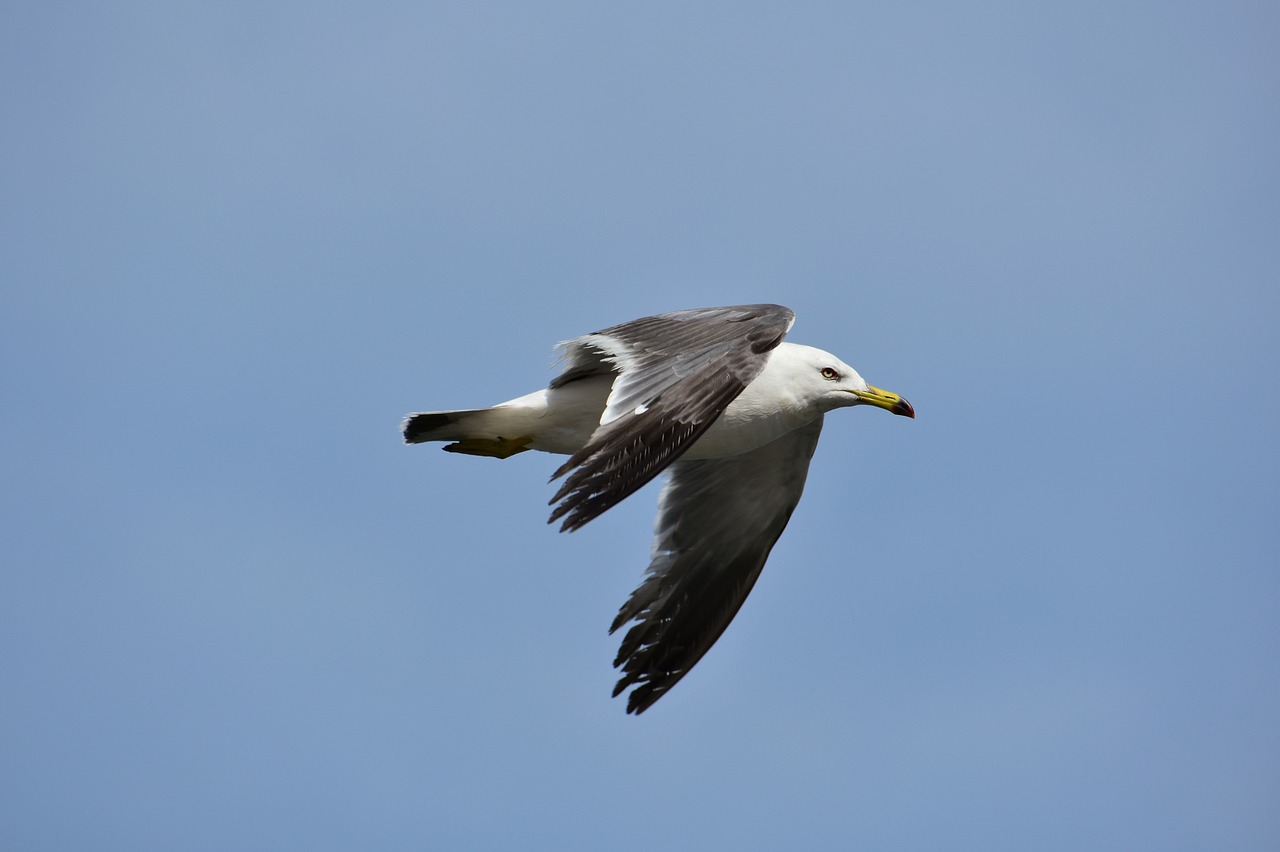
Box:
(610, 416), (824, 714)
(547, 304), (794, 532)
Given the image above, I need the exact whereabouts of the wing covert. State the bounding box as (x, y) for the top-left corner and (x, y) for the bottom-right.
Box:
(548, 304), (794, 531)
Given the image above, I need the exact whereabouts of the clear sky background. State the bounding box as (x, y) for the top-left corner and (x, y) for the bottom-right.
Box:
(3, 3), (1277, 850)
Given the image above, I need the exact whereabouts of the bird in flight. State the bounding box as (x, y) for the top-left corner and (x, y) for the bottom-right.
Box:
(403, 304), (914, 714)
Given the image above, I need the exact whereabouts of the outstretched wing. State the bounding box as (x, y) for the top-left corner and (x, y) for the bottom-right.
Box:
(610, 416), (824, 714)
(547, 303), (794, 532)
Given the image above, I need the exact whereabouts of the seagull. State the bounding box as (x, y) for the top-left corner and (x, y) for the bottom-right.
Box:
(403, 304), (914, 714)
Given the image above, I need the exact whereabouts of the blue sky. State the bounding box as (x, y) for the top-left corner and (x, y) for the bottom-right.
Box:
(2, 2), (1277, 849)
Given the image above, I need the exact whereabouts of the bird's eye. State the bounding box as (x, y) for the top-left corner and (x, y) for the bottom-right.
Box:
(820, 367), (840, 380)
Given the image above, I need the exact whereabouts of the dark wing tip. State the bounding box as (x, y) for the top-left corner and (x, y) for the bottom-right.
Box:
(624, 684), (666, 715)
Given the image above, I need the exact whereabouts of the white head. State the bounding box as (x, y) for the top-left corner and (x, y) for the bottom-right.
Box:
(771, 342), (915, 418)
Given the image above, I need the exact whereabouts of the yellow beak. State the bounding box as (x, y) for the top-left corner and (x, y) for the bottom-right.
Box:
(852, 385), (915, 418)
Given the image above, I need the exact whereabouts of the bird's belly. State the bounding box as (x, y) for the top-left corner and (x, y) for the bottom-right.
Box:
(685, 402), (815, 460)
(519, 374), (815, 459)
(522, 377), (613, 455)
